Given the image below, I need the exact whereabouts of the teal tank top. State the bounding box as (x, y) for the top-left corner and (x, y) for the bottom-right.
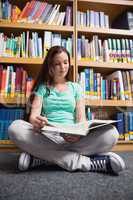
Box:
(35, 82), (82, 124)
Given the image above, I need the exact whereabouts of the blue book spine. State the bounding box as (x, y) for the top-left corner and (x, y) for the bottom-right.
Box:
(129, 112), (133, 140)
(93, 73), (97, 99)
(102, 79), (106, 100)
(84, 68), (90, 95)
(116, 112), (125, 140)
(77, 38), (81, 59)
(0, 122), (4, 139)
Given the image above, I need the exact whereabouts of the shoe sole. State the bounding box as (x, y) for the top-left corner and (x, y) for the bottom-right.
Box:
(100, 152), (126, 173)
(18, 153), (31, 171)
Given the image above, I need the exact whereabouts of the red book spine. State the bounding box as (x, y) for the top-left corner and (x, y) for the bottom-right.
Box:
(26, 0), (37, 19)
(15, 68), (20, 94)
(0, 65), (3, 93)
(19, 67), (23, 97)
(22, 70), (28, 96)
(32, 2), (47, 21)
(18, 2), (30, 20)
(26, 77), (34, 99)
(1, 69), (6, 96)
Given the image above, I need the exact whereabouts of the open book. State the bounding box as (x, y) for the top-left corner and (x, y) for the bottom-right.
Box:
(40, 119), (120, 136)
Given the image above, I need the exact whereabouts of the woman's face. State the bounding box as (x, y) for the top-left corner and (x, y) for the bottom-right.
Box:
(52, 51), (70, 80)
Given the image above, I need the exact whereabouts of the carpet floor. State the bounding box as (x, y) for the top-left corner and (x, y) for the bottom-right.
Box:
(0, 152), (133, 200)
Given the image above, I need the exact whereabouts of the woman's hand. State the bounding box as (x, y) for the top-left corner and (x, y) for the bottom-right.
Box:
(63, 135), (81, 143)
(29, 115), (48, 130)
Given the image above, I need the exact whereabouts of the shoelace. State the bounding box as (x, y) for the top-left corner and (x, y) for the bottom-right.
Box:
(90, 156), (109, 172)
(31, 158), (47, 168)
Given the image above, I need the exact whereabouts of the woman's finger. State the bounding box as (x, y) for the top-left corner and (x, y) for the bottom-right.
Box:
(36, 116), (48, 123)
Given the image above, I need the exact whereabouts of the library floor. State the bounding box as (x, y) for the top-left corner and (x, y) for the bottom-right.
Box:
(0, 152), (133, 200)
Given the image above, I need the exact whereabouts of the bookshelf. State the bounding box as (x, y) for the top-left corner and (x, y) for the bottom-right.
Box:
(76, 0), (133, 152)
(0, 0), (133, 151)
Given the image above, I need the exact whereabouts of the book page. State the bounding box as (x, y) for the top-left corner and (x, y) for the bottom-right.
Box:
(40, 119), (120, 136)
(88, 119), (120, 128)
(41, 122), (88, 136)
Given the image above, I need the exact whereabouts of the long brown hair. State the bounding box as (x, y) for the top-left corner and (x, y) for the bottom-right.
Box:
(32, 45), (71, 92)
(25, 46), (71, 120)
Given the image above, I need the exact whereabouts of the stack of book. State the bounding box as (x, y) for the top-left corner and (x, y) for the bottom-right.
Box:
(0, 0), (73, 26)
(77, 35), (133, 63)
(77, 10), (109, 28)
(78, 68), (133, 101)
(0, 31), (73, 58)
(0, 107), (25, 140)
(0, 65), (34, 100)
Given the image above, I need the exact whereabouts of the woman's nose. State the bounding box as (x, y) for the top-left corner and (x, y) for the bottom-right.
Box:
(61, 64), (65, 69)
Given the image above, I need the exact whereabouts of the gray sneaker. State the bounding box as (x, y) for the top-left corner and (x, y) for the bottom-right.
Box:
(89, 152), (126, 175)
(18, 152), (51, 171)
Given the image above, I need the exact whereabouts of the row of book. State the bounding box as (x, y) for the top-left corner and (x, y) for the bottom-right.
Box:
(2, 32), (133, 62)
(0, 120), (12, 140)
(78, 35), (133, 63)
(1, 107), (133, 141)
(0, 107), (25, 120)
(86, 107), (133, 141)
(77, 10), (109, 28)
(78, 68), (133, 100)
(0, 107), (25, 140)
(0, 31), (73, 58)
(87, 107), (109, 121)
(0, 0), (72, 26)
(0, 65), (34, 99)
(116, 112), (133, 141)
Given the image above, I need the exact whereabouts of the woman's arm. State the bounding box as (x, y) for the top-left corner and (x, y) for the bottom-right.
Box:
(76, 98), (88, 131)
(29, 95), (48, 129)
(75, 97), (86, 123)
(63, 97), (87, 143)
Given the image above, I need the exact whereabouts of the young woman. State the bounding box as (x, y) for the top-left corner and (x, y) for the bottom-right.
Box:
(8, 46), (125, 174)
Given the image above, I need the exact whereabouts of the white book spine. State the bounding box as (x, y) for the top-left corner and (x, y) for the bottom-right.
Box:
(26, 31), (29, 58)
(48, 5), (60, 25)
(38, 37), (42, 58)
(5, 66), (10, 95)
(60, 12), (65, 26)
(46, 4), (57, 24)
(11, 71), (16, 97)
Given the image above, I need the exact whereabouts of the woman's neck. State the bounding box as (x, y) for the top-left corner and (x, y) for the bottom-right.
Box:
(53, 78), (67, 85)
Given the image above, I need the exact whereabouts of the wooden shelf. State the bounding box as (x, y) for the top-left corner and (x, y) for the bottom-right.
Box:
(78, 0), (133, 6)
(118, 140), (133, 144)
(0, 140), (19, 152)
(0, 140), (14, 145)
(77, 27), (133, 37)
(0, 21), (74, 32)
(113, 140), (133, 152)
(1, 140), (132, 146)
(0, 96), (26, 105)
(78, 61), (133, 70)
(0, 57), (44, 65)
(85, 99), (133, 107)
(0, 57), (74, 65)
(3, 98), (133, 107)
(0, 140), (133, 152)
